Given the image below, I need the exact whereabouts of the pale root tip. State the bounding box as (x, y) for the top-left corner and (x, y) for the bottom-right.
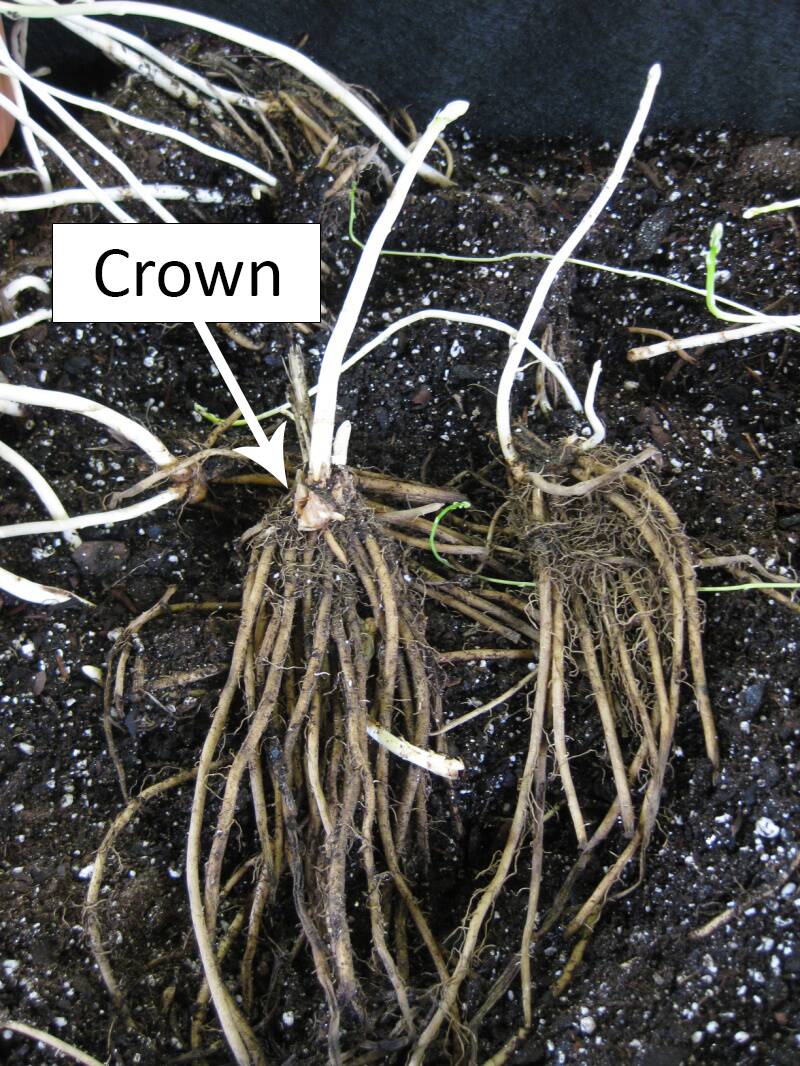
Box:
(332, 420), (352, 467)
(648, 63), (662, 84)
(440, 100), (470, 123)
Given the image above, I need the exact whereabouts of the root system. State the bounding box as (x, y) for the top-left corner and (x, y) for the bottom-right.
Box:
(85, 438), (727, 1066)
(90, 465), (497, 1066)
(189, 472), (470, 1065)
(454, 442), (721, 1063)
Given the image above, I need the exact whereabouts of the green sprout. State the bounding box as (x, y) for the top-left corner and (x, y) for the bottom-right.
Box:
(704, 221), (726, 320)
(428, 501), (536, 587)
(195, 402), (232, 425)
(428, 500), (471, 569)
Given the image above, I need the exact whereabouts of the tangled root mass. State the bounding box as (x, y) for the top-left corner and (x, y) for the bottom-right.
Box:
(90, 452), (720, 1066)
(186, 470), (467, 1065)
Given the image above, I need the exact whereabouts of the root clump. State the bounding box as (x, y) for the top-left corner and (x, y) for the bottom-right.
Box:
(87, 446), (725, 1066)
(453, 443), (721, 1062)
(178, 468), (465, 1065)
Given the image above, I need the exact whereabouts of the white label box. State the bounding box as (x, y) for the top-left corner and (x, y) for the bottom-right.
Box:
(52, 223), (321, 323)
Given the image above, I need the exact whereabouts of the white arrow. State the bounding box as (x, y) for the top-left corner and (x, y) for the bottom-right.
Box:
(193, 320), (287, 487)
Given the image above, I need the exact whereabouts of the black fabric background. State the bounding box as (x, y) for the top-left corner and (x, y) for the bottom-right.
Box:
(20, 1), (800, 138)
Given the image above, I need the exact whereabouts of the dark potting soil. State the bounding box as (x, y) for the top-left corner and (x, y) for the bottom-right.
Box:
(0, 39), (799, 1066)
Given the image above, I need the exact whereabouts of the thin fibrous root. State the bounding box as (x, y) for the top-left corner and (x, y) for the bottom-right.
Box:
(85, 761), (226, 1030)
(408, 572), (554, 1066)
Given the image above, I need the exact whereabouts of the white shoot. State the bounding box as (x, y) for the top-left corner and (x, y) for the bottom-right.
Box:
(0, 564), (82, 605)
(1, 0), (450, 186)
(307, 100), (469, 483)
(581, 360), (605, 449)
(628, 318), (800, 361)
(41, 80), (276, 187)
(365, 718), (464, 780)
(0, 438), (82, 547)
(331, 420), (352, 467)
(496, 63), (661, 465)
(0, 384), (176, 467)
(0, 487), (182, 540)
(0, 184), (226, 212)
(743, 196), (800, 219)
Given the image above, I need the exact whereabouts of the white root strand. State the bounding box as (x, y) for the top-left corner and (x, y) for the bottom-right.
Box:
(308, 100), (469, 482)
(0, 439), (81, 547)
(0, 385), (176, 467)
(495, 64), (661, 463)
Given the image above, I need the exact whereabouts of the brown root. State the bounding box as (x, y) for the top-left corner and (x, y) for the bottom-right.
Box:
(95, 467), (501, 1065)
(85, 434), (733, 1065)
(457, 445), (720, 1057)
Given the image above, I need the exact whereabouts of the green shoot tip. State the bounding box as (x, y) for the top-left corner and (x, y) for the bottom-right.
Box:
(429, 501), (471, 569)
